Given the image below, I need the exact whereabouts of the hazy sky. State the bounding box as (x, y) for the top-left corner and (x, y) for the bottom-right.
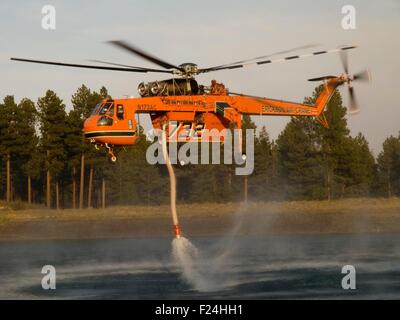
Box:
(1, 0), (399, 155)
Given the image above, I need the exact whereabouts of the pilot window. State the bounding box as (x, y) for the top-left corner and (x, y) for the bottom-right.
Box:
(97, 116), (113, 126)
(116, 104), (124, 120)
(99, 103), (112, 115)
(96, 102), (114, 126)
(91, 103), (102, 115)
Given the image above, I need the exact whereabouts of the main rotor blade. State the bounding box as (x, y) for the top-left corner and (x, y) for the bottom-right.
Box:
(108, 40), (184, 71)
(10, 57), (173, 73)
(89, 59), (173, 73)
(308, 75), (337, 82)
(202, 44), (318, 71)
(199, 45), (357, 74)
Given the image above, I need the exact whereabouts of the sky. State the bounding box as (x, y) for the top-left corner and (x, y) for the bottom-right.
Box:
(1, 0), (400, 155)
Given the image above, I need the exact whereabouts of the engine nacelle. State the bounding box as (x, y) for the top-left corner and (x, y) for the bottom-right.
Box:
(137, 78), (200, 97)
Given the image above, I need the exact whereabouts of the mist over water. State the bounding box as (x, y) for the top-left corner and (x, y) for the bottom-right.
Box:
(172, 236), (238, 292)
(170, 202), (250, 292)
(172, 237), (209, 291)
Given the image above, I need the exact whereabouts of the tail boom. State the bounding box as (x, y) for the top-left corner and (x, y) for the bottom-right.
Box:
(231, 77), (343, 117)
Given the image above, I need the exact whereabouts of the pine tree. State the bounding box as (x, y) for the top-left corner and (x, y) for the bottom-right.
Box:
(15, 98), (39, 203)
(37, 90), (68, 208)
(376, 135), (400, 197)
(337, 133), (375, 197)
(0, 96), (38, 202)
(276, 116), (323, 199)
(249, 126), (276, 200)
(70, 85), (110, 208)
(307, 86), (350, 199)
(65, 109), (83, 208)
(22, 148), (42, 204)
(0, 96), (18, 202)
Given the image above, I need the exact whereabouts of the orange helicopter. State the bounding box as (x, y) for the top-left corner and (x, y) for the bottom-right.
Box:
(11, 41), (370, 162)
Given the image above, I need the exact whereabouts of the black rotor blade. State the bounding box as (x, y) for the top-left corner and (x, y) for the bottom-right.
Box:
(89, 59), (173, 73)
(308, 75), (337, 82)
(201, 44), (318, 71)
(353, 70), (371, 82)
(348, 86), (360, 114)
(199, 45), (357, 74)
(108, 40), (183, 71)
(10, 57), (174, 73)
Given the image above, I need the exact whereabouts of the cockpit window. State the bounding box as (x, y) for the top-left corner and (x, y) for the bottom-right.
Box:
(116, 104), (124, 120)
(97, 116), (113, 126)
(91, 103), (102, 115)
(99, 103), (113, 115)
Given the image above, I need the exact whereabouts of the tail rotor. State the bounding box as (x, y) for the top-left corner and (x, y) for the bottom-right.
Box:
(309, 48), (370, 115)
(339, 49), (371, 115)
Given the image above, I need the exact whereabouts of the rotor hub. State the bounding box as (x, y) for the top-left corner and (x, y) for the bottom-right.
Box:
(175, 63), (198, 77)
(339, 73), (352, 83)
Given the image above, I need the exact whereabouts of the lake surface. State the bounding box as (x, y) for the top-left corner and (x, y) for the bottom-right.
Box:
(0, 234), (399, 299)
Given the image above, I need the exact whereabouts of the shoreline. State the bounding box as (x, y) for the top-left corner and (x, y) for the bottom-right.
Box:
(0, 198), (399, 241)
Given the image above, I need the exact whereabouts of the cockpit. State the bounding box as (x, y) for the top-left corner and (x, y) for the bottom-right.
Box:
(91, 101), (124, 126)
(83, 99), (137, 154)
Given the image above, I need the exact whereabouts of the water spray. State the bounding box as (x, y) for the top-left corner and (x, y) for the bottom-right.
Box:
(161, 124), (231, 292)
(161, 124), (181, 239)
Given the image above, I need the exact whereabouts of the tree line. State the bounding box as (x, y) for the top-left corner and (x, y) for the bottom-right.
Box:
(0, 84), (399, 209)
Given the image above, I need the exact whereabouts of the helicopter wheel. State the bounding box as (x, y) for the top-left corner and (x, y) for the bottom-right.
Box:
(111, 155), (117, 162)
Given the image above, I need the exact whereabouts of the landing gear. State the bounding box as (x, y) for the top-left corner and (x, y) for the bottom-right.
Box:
(90, 142), (122, 162)
(105, 143), (117, 162)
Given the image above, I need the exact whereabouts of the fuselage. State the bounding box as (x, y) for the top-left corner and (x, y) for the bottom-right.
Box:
(83, 77), (343, 148)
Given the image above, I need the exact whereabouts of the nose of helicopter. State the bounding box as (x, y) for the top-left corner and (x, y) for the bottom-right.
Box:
(82, 115), (139, 146)
(83, 116), (98, 139)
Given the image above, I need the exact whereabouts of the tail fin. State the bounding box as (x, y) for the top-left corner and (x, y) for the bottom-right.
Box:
(312, 77), (343, 116)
